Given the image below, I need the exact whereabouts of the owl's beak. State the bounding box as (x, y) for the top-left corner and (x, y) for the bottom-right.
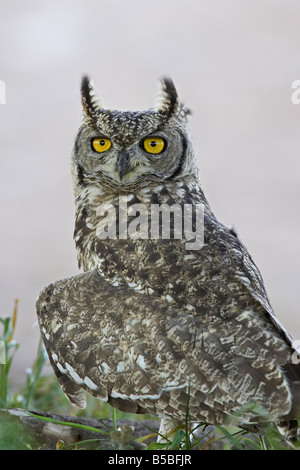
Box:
(118, 151), (131, 181)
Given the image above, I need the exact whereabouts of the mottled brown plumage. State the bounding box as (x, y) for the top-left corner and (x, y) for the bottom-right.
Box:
(36, 76), (300, 445)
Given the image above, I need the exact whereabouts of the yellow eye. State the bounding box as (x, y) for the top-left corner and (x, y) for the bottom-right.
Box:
(92, 137), (112, 153)
(143, 137), (165, 154)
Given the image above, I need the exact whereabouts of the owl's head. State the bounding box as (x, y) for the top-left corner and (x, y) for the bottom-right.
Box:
(72, 76), (197, 194)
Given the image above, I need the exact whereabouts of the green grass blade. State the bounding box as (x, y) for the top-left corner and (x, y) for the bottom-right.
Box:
(216, 426), (245, 450)
(24, 411), (110, 435)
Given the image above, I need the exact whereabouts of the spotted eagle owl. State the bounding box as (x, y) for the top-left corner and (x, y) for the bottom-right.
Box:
(36, 76), (300, 445)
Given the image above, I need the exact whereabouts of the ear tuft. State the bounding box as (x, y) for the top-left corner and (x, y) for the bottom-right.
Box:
(155, 77), (178, 116)
(155, 77), (191, 121)
(81, 75), (102, 118)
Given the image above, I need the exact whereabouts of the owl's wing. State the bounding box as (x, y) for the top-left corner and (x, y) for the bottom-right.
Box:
(37, 269), (185, 415)
(37, 266), (295, 428)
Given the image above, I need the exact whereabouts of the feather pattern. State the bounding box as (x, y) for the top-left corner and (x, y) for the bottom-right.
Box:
(37, 76), (300, 445)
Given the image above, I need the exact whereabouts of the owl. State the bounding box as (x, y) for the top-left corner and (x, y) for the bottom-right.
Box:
(36, 76), (300, 446)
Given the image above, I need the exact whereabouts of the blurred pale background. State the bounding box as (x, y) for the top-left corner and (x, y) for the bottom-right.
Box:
(0, 0), (299, 388)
